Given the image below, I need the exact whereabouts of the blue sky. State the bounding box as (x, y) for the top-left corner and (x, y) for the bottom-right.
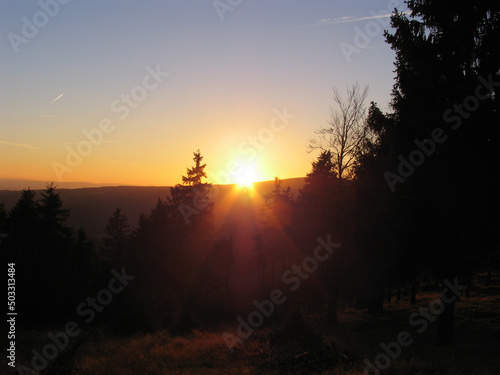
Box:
(0, 0), (407, 186)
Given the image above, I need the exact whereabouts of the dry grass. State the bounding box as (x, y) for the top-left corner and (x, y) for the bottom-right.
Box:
(5, 274), (499, 374)
(74, 329), (252, 375)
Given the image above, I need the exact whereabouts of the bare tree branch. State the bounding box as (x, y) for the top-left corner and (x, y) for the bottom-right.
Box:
(307, 82), (369, 180)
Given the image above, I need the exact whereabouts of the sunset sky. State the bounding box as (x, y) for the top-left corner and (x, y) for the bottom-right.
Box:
(0, 0), (406, 187)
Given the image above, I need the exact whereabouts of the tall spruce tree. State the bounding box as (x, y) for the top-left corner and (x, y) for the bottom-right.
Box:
(102, 208), (130, 264)
(385, 0), (499, 343)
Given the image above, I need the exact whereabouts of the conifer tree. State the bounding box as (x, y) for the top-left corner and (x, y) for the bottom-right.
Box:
(102, 208), (130, 264)
(384, 0), (500, 342)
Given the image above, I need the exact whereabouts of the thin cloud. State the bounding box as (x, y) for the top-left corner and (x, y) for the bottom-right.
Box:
(307, 11), (410, 27)
(50, 94), (63, 104)
(61, 140), (124, 145)
(331, 14), (393, 24)
(96, 157), (140, 167)
(323, 16), (352, 23)
(0, 140), (40, 150)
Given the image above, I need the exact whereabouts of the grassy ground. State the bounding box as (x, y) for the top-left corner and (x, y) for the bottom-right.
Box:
(5, 275), (499, 374)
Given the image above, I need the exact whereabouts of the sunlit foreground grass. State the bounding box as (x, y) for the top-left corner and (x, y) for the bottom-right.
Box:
(5, 276), (499, 374)
(72, 327), (360, 375)
(78, 330), (248, 375)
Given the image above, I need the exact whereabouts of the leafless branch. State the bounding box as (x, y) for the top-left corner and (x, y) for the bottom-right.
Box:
(307, 82), (369, 180)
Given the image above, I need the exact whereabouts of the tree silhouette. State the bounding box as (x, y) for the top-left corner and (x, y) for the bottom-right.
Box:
(169, 150), (214, 272)
(261, 177), (295, 288)
(295, 152), (345, 324)
(7, 189), (40, 242)
(304, 89), (371, 320)
(4, 185), (97, 324)
(182, 149), (208, 186)
(170, 149), (213, 227)
(301, 151), (337, 206)
(308, 83), (369, 180)
(7, 189), (41, 315)
(265, 177), (293, 209)
(67, 227), (98, 305)
(102, 207), (130, 264)
(196, 236), (236, 320)
(385, 0), (500, 343)
(253, 230), (266, 289)
(39, 182), (71, 238)
(296, 151), (338, 244)
(0, 203), (7, 242)
(353, 101), (413, 311)
(128, 150), (216, 329)
(0, 203), (5, 224)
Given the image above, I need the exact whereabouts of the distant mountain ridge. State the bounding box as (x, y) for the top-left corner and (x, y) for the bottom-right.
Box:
(0, 177), (305, 191)
(0, 177), (305, 241)
(0, 178), (124, 190)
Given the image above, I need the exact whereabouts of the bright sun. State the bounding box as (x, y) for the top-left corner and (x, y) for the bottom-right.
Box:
(235, 164), (259, 189)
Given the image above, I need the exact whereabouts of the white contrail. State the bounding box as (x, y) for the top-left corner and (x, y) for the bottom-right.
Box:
(308, 10), (411, 27)
(0, 140), (40, 150)
(328, 12), (410, 24)
(50, 94), (63, 104)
